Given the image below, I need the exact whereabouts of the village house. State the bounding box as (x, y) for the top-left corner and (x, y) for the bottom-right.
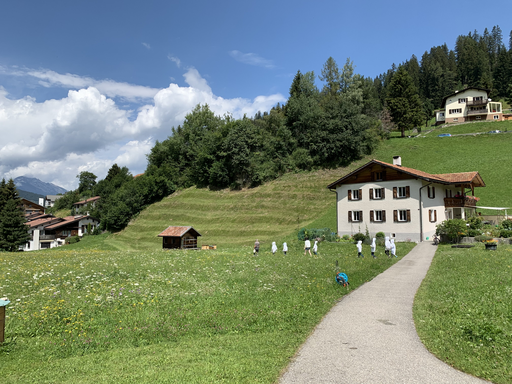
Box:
(20, 199), (45, 215)
(327, 156), (485, 242)
(73, 196), (101, 212)
(436, 87), (503, 125)
(23, 214), (100, 251)
(38, 195), (63, 208)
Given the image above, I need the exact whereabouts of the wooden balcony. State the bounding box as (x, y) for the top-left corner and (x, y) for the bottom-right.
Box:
(444, 197), (478, 208)
(467, 108), (488, 116)
(466, 98), (488, 107)
(39, 235), (56, 240)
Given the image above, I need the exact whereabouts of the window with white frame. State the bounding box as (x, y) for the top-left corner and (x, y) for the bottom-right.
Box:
(398, 187), (407, 198)
(371, 210), (385, 222)
(494, 115), (499, 120)
(370, 187), (384, 200)
(458, 98), (467, 104)
(429, 209), (437, 223)
(449, 108), (462, 114)
(348, 189), (362, 201)
(453, 118), (458, 122)
(348, 210), (362, 222)
(394, 209), (410, 222)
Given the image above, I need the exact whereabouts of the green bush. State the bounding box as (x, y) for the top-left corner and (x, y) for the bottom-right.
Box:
(436, 219), (467, 243)
(474, 235), (493, 242)
(65, 236), (80, 245)
(375, 232), (385, 238)
(501, 218), (512, 230)
(297, 227), (334, 241)
(500, 229), (512, 238)
(466, 216), (483, 230)
(353, 232), (367, 243)
(467, 228), (482, 237)
(341, 234), (350, 241)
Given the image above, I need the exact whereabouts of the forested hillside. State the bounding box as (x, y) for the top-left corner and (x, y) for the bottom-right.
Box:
(53, 25), (512, 233)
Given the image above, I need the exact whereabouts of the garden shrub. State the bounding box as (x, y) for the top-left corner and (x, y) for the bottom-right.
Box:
(375, 232), (385, 239)
(474, 235), (493, 242)
(467, 228), (481, 237)
(501, 218), (512, 230)
(352, 232), (367, 243)
(297, 228), (334, 241)
(466, 216), (483, 230)
(436, 219), (467, 243)
(499, 229), (512, 238)
(65, 236), (80, 245)
(341, 234), (350, 241)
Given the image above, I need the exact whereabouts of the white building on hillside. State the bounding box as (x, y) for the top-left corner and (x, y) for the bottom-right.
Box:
(327, 156), (485, 242)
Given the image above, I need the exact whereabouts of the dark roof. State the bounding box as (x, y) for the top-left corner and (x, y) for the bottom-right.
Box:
(327, 159), (485, 189)
(158, 226), (201, 238)
(441, 87), (490, 107)
(74, 196), (101, 206)
(45, 215), (98, 230)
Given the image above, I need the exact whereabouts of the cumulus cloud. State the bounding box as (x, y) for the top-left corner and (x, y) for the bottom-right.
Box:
(229, 50), (275, 69)
(0, 67), (285, 189)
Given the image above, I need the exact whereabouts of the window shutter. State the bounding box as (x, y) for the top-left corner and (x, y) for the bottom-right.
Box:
(393, 187), (397, 198)
(428, 187), (431, 198)
(348, 190), (352, 201)
(429, 209), (433, 222)
(434, 210), (437, 222)
(432, 187), (435, 198)
(370, 210), (374, 222)
(381, 188), (385, 199)
(407, 210), (411, 222)
(369, 188), (373, 200)
(393, 210), (398, 222)
(382, 210), (386, 222)
(348, 211), (352, 222)
(358, 189), (362, 200)
(406, 186), (410, 198)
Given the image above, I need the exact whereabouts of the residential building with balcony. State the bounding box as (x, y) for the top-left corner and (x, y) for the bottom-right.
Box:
(327, 156), (485, 242)
(436, 87), (503, 125)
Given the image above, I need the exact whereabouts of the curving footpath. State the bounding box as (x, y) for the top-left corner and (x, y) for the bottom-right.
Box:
(279, 241), (491, 384)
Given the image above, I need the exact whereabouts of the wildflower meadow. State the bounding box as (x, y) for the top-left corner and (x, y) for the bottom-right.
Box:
(0, 240), (413, 383)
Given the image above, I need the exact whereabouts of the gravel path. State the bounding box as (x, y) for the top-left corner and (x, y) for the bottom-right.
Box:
(279, 242), (491, 384)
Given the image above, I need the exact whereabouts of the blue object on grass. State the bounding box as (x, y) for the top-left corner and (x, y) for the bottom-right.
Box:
(437, 133), (451, 137)
(0, 299), (10, 307)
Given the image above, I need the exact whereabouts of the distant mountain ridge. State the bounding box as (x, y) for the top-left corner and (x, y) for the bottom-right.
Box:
(18, 189), (44, 204)
(14, 176), (67, 196)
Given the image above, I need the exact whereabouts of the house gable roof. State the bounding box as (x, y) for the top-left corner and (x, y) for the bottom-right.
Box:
(441, 87), (490, 107)
(26, 217), (63, 229)
(45, 215), (98, 230)
(327, 159), (485, 189)
(158, 226), (201, 238)
(74, 196), (101, 206)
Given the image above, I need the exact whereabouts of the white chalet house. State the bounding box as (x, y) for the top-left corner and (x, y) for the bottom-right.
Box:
(436, 87), (503, 125)
(327, 156), (485, 242)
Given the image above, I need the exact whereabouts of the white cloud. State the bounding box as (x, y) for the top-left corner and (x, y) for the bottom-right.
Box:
(142, 42), (151, 50)
(0, 66), (159, 102)
(0, 67), (285, 189)
(167, 55), (181, 68)
(229, 50), (275, 69)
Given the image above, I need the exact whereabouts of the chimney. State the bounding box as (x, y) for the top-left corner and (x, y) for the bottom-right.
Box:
(393, 156), (402, 166)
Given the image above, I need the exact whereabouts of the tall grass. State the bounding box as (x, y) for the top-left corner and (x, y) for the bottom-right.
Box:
(0, 241), (414, 383)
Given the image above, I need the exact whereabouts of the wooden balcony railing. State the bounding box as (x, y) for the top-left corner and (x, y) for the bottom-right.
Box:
(444, 197), (478, 208)
(467, 108), (488, 116)
(466, 98), (488, 107)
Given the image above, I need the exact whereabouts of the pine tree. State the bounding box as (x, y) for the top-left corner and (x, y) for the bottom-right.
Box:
(0, 197), (29, 252)
(385, 66), (424, 137)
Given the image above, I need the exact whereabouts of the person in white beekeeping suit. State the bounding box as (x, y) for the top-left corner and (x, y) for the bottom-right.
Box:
(371, 238), (376, 258)
(385, 236), (391, 258)
(271, 241), (278, 255)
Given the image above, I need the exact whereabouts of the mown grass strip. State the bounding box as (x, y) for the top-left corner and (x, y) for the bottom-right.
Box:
(414, 243), (512, 383)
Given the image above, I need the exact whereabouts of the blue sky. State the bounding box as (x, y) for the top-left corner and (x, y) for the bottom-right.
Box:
(0, 0), (510, 190)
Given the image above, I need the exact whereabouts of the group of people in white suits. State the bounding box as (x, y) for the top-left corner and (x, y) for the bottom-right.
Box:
(357, 236), (396, 258)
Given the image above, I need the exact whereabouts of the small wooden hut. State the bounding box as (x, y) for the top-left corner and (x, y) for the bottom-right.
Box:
(158, 226), (201, 250)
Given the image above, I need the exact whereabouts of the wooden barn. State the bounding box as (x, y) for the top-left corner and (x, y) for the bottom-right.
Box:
(158, 226), (201, 249)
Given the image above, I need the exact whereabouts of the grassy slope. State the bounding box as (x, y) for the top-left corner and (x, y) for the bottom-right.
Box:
(95, 120), (512, 251)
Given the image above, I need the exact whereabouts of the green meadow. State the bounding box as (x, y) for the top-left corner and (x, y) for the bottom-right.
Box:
(1, 120), (512, 382)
